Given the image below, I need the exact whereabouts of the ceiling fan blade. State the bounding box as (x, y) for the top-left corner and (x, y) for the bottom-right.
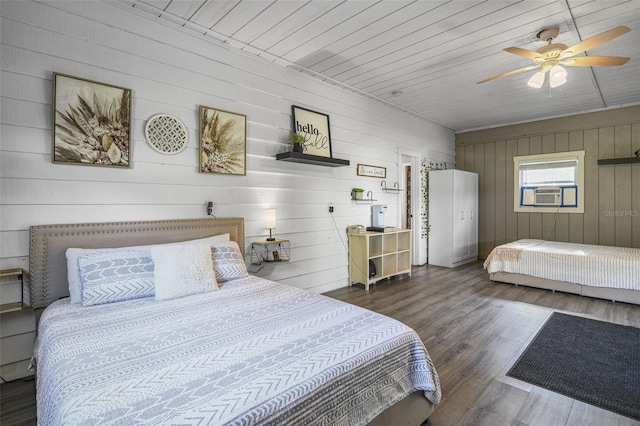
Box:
(562, 56), (630, 67)
(561, 26), (630, 58)
(503, 47), (543, 60)
(477, 65), (539, 84)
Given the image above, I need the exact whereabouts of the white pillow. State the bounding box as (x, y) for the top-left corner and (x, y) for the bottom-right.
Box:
(66, 233), (230, 304)
(152, 243), (218, 301)
(211, 241), (249, 282)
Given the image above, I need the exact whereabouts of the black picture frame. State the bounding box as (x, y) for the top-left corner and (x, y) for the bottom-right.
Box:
(291, 105), (332, 158)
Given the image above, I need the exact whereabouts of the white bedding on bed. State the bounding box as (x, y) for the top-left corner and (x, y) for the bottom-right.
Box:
(35, 275), (440, 425)
(484, 239), (640, 291)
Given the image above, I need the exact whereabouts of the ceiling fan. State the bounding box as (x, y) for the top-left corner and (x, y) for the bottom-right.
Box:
(477, 26), (630, 87)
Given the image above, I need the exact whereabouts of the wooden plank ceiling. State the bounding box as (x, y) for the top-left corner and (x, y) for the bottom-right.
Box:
(128, 0), (640, 132)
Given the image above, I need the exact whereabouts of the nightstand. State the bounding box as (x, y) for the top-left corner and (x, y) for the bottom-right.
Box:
(0, 268), (24, 314)
(251, 239), (290, 266)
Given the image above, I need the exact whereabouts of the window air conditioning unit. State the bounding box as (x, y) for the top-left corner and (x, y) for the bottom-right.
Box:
(520, 186), (577, 207)
(534, 188), (561, 206)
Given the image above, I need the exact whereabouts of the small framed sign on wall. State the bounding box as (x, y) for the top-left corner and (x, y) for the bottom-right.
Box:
(292, 105), (332, 158)
(357, 164), (386, 178)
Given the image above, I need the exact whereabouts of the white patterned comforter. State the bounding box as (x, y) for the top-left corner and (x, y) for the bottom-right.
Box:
(484, 239), (640, 291)
(35, 276), (440, 425)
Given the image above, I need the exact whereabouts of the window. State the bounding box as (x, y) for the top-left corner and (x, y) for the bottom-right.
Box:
(514, 151), (584, 213)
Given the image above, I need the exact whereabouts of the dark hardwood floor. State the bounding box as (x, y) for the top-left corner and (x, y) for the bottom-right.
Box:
(2, 262), (639, 425)
(326, 262), (640, 426)
(0, 375), (36, 426)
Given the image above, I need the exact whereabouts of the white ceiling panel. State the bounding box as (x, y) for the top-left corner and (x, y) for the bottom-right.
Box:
(189, 1), (239, 31)
(269, 2), (376, 60)
(210, 1), (274, 36)
(161, 0), (204, 20)
(231, 1), (300, 45)
(250, 2), (343, 52)
(299, 1), (443, 72)
(126, 0), (640, 132)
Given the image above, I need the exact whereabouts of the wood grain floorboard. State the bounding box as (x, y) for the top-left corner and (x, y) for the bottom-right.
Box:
(327, 261), (640, 426)
(1, 261), (638, 425)
(0, 377), (36, 426)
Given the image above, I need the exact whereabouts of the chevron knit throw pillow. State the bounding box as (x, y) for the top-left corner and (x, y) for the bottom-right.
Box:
(67, 233), (230, 304)
(152, 243), (218, 300)
(211, 241), (249, 282)
(78, 249), (155, 306)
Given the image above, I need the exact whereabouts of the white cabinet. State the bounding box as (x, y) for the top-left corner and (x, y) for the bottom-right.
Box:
(348, 230), (411, 290)
(428, 169), (478, 268)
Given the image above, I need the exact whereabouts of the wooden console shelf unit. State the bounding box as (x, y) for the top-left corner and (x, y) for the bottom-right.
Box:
(348, 229), (411, 291)
(276, 151), (350, 167)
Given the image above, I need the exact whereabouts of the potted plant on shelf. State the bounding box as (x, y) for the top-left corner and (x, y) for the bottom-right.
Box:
(289, 132), (306, 153)
(352, 188), (365, 200)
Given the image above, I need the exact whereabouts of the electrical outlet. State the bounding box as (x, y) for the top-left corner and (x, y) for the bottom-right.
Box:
(329, 203), (334, 213)
(207, 202), (213, 216)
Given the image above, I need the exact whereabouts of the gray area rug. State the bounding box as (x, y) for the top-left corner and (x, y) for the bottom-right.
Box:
(507, 312), (640, 421)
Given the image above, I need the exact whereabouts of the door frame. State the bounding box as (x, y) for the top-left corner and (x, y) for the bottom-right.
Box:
(397, 149), (424, 265)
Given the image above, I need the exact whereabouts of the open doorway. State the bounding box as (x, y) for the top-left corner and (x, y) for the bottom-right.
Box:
(398, 151), (425, 265)
(401, 162), (411, 229)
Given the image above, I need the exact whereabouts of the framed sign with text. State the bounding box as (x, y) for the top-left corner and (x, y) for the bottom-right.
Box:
(357, 164), (386, 178)
(292, 105), (332, 158)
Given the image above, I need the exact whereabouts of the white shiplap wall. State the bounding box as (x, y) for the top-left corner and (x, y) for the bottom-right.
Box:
(0, 0), (454, 380)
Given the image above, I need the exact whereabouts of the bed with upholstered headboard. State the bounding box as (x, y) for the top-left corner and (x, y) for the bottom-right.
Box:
(29, 217), (440, 425)
(29, 217), (245, 308)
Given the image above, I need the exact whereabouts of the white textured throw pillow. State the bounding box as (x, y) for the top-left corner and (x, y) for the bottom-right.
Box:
(211, 241), (249, 282)
(66, 233), (230, 304)
(152, 243), (218, 301)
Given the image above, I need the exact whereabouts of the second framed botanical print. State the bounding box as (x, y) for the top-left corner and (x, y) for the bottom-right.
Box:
(52, 73), (131, 167)
(199, 105), (247, 175)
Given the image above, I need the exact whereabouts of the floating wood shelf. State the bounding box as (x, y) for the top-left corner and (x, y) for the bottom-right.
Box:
(597, 157), (640, 165)
(276, 151), (350, 167)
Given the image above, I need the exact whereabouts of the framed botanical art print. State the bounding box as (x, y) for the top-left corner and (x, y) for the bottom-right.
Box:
(291, 105), (332, 158)
(199, 106), (247, 175)
(52, 73), (131, 167)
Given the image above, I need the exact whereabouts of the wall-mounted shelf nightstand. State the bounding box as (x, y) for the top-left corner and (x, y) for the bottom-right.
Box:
(0, 268), (24, 314)
(251, 240), (290, 267)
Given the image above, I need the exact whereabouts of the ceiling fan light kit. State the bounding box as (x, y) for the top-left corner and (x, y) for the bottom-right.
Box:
(478, 26), (631, 88)
(527, 71), (545, 88)
(549, 65), (568, 88)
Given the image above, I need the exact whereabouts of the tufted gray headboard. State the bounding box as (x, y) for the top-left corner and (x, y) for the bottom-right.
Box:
(29, 217), (245, 309)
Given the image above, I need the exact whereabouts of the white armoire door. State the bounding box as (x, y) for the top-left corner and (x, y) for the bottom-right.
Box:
(429, 169), (478, 268)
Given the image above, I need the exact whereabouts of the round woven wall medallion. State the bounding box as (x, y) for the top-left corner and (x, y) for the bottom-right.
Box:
(145, 114), (188, 154)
